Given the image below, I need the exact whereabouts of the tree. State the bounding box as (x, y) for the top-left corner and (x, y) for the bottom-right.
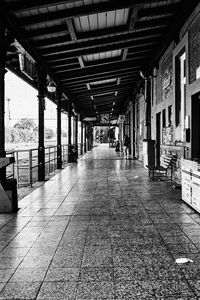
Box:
(6, 118), (56, 144)
(13, 118), (38, 143)
(14, 118), (37, 131)
(45, 128), (55, 140)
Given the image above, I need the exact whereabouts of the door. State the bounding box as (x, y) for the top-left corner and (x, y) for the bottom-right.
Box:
(192, 92), (200, 160)
(156, 112), (161, 166)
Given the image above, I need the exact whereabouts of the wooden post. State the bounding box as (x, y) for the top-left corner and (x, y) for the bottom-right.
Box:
(0, 24), (7, 181)
(68, 101), (72, 161)
(57, 90), (62, 169)
(74, 115), (78, 157)
(81, 119), (83, 155)
(84, 123), (87, 152)
(36, 65), (46, 181)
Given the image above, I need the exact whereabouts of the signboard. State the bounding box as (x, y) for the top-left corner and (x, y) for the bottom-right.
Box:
(100, 114), (109, 124)
(83, 117), (97, 122)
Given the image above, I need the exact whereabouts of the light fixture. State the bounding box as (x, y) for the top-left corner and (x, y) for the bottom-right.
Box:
(139, 70), (147, 80)
(47, 80), (56, 93)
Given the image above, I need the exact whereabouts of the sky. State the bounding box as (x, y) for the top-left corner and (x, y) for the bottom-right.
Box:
(5, 70), (66, 131)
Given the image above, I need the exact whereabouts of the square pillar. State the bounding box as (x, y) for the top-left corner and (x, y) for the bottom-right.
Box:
(36, 66), (46, 181)
(57, 90), (62, 169)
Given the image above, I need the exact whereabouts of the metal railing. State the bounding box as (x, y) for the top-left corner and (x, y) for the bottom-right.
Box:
(6, 144), (69, 188)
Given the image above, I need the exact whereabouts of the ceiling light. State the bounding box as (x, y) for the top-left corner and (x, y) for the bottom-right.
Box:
(47, 81), (56, 93)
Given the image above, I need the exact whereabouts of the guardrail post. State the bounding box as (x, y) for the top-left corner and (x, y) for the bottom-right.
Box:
(53, 146), (56, 172)
(29, 150), (33, 187)
(16, 151), (20, 187)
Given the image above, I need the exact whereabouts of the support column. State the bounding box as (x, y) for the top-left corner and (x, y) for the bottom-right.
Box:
(68, 101), (74, 162)
(0, 25), (7, 181)
(74, 115), (78, 158)
(81, 119), (83, 155)
(68, 101), (72, 146)
(57, 90), (62, 169)
(132, 99), (136, 157)
(84, 123), (87, 153)
(37, 66), (46, 181)
(144, 78), (151, 140)
(85, 123), (88, 151)
(143, 77), (155, 167)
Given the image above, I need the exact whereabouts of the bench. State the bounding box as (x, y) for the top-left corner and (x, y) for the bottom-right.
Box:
(146, 154), (175, 181)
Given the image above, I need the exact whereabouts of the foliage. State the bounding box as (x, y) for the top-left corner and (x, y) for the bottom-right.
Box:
(6, 118), (55, 143)
(45, 128), (55, 140)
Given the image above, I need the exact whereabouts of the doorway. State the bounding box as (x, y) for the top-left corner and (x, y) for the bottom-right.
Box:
(156, 112), (161, 166)
(192, 92), (200, 160)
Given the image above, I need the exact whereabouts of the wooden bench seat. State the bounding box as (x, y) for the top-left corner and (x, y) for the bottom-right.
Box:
(146, 154), (175, 181)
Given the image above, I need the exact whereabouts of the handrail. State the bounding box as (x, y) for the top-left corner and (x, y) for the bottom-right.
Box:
(6, 144), (69, 188)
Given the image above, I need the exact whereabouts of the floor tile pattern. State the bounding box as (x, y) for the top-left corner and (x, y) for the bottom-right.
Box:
(0, 144), (200, 299)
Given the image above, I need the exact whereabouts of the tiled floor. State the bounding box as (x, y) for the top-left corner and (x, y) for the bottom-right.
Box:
(1, 144), (200, 299)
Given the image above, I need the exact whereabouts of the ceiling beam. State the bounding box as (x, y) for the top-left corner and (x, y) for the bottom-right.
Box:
(27, 24), (69, 38)
(51, 53), (148, 72)
(122, 7), (138, 61)
(11, 0), (173, 27)
(66, 18), (84, 68)
(7, 0), (83, 12)
(33, 26), (157, 48)
(70, 82), (132, 93)
(33, 35), (71, 47)
(69, 81), (134, 93)
(56, 58), (144, 80)
(43, 40), (156, 61)
(65, 74), (138, 88)
(38, 30), (163, 54)
(135, 17), (170, 29)
(74, 86), (133, 98)
(60, 71), (139, 86)
(138, 4), (180, 18)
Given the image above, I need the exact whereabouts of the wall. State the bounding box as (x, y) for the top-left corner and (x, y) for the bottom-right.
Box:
(150, 2), (200, 183)
(151, 42), (175, 142)
(123, 2), (200, 180)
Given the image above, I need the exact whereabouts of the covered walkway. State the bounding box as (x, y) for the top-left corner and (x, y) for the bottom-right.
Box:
(0, 145), (200, 299)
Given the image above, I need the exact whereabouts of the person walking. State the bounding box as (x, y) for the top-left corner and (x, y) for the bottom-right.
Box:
(124, 134), (130, 159)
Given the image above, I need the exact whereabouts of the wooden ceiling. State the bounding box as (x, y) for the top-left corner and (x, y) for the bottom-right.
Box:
(1, 0), (199, 119)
